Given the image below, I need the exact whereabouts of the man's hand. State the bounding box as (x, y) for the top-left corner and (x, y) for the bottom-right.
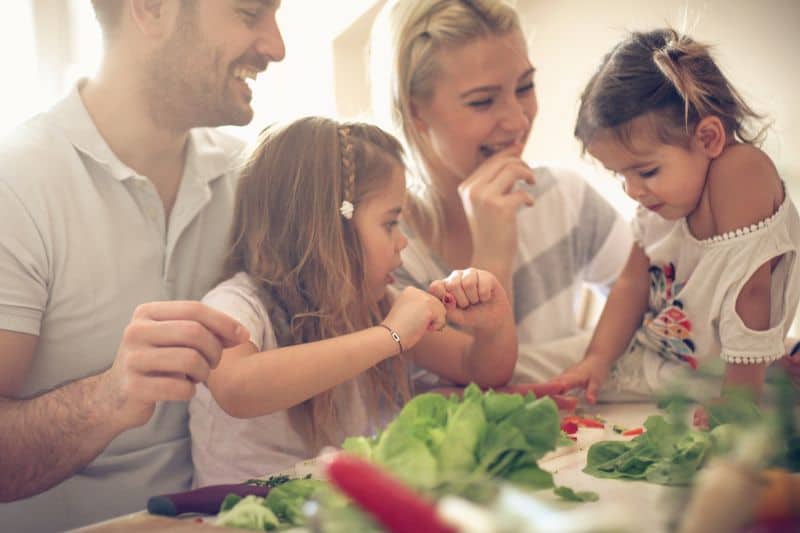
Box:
(99, 301), (248, 430)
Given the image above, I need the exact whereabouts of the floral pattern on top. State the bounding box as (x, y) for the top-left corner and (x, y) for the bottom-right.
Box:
(634, 263), (698, 369)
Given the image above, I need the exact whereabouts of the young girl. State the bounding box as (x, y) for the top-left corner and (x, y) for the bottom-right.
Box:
(188, 117), (518, 486)
(546, 29), (800, 407)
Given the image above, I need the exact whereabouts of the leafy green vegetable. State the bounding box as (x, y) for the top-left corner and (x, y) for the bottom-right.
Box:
(343, 384), (564, 496)
(222, 384), (587, 530)
(220, 493), (242, 513)
(553, 485), (599, 502)
(584, 415), (712, 485)
(772, 374), (800, 472)
(705, 392), (762, 429)
(215, 495), (280, 531)
(244, 474), (294, 488)
(264, 479), (327, 525)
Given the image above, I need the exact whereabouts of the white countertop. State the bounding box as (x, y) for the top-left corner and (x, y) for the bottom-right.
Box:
(530, 402), (684, 533)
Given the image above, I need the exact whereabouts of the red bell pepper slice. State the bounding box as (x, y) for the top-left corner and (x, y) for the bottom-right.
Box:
(622, 427), (644, 437)
(561, 421), (579, 434)
(326, 454), (456, 533)
(561, 415), (605, 429)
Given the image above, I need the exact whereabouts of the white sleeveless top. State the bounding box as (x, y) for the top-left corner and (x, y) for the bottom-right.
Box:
(630, 193), (800, 390)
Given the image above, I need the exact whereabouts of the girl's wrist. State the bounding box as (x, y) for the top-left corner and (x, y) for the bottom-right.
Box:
(377, 323), (403, 356)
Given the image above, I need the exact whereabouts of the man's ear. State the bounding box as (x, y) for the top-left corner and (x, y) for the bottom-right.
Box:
(692, 116), (727, 158)
(129, 0), (179, 39)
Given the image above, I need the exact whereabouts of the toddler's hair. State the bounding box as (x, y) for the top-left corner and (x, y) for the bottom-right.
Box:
(224, 116), (409, 450)
(575, 28), (765, 151)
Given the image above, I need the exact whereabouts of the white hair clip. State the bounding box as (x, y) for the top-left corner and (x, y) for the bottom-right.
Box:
(340, 200), (354, 220)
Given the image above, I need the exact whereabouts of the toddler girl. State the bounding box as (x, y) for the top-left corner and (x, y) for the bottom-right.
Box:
(547, 29), (800, 407)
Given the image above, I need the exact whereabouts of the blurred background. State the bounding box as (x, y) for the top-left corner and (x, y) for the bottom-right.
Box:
(2, 0), (798, 328)
(3, 0), (798, 209)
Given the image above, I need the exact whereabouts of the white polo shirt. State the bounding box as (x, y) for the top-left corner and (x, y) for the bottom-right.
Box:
(0, 84), (245, 532)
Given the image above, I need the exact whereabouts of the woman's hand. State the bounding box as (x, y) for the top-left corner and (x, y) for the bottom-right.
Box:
(383, 287), (447, 351)
(458, 144), (535, 271)
(428, 268), (511, 332)
(540, 353), (615, 404)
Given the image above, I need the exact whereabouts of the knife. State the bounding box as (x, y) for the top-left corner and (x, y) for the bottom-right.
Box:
(147, 481), (271, 516)
(148, 456), (327, 517)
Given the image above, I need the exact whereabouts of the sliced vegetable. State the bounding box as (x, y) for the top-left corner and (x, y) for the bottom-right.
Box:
(561, 415), (605, 429)
(561, 421), (578, 435)
(327, 454), (456, 533)
(622, 427), (644, 437)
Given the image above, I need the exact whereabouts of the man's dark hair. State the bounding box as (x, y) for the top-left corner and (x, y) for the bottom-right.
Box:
(91, 0), (125, 40)
(91, 1), (193, 42)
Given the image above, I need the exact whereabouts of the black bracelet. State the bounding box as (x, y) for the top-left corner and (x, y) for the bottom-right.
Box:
(378, 323), (403, 354)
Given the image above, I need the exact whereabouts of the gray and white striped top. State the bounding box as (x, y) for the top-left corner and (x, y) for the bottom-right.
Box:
(394, 163), (632, 385)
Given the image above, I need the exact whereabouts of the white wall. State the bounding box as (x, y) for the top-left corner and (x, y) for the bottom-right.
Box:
(517, 0), (800, 203)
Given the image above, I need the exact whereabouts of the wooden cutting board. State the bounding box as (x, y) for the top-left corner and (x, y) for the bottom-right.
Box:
(74, 512), (240, 532)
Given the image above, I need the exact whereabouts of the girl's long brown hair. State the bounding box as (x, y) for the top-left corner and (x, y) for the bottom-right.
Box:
(575, 28), (766, 151)
(224, 116), (410, 451)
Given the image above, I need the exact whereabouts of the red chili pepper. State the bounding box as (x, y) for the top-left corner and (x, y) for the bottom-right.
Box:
(683, 355), (699, 370)
(562, 415), (605, 429)
(561, 421), (579, 434)
(326, 454), (456, 533)
(622, 427), (644, 437)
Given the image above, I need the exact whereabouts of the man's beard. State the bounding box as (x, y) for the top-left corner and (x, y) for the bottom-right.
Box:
(141, 14), (248, 131)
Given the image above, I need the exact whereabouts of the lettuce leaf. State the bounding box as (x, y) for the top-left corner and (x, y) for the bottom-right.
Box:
(584, 415), (712, 485)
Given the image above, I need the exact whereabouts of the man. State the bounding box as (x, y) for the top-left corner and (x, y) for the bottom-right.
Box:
(0, 1), (284, 530)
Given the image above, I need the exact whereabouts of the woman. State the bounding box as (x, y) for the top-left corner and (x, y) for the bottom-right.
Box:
(370, 0), (633, 386)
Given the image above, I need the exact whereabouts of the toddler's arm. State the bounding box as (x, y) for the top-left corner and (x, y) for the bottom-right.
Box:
(707, 144), (783, 400)
(544, 244), (651, 402)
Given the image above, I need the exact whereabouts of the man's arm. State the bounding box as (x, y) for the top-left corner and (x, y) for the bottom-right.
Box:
(0, 331), (125, 501)
(0, 302), (248, 502)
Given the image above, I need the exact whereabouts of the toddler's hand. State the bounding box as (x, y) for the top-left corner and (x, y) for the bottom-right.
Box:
(540, 354), (614, 404)
(383, 287), (446, 350)
(428, 268), (511, 331)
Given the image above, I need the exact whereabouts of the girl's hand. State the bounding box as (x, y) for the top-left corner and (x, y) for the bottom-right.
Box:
(428, 268), (511, 332)
(458, 144), (535, 267)
(540, 354), (615, 404)
(383, 287), (446, 351)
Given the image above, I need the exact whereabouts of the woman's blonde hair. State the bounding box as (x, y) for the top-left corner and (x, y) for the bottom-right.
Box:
(370, 0), (522, 250)
(224, 116), (410, 451)
(575, 28), (766, 152)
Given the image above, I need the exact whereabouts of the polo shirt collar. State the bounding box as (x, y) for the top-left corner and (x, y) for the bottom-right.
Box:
(51, 81), (239, 185)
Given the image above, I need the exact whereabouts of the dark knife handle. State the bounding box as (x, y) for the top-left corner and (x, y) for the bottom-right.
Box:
(147, 483), (270, 516)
